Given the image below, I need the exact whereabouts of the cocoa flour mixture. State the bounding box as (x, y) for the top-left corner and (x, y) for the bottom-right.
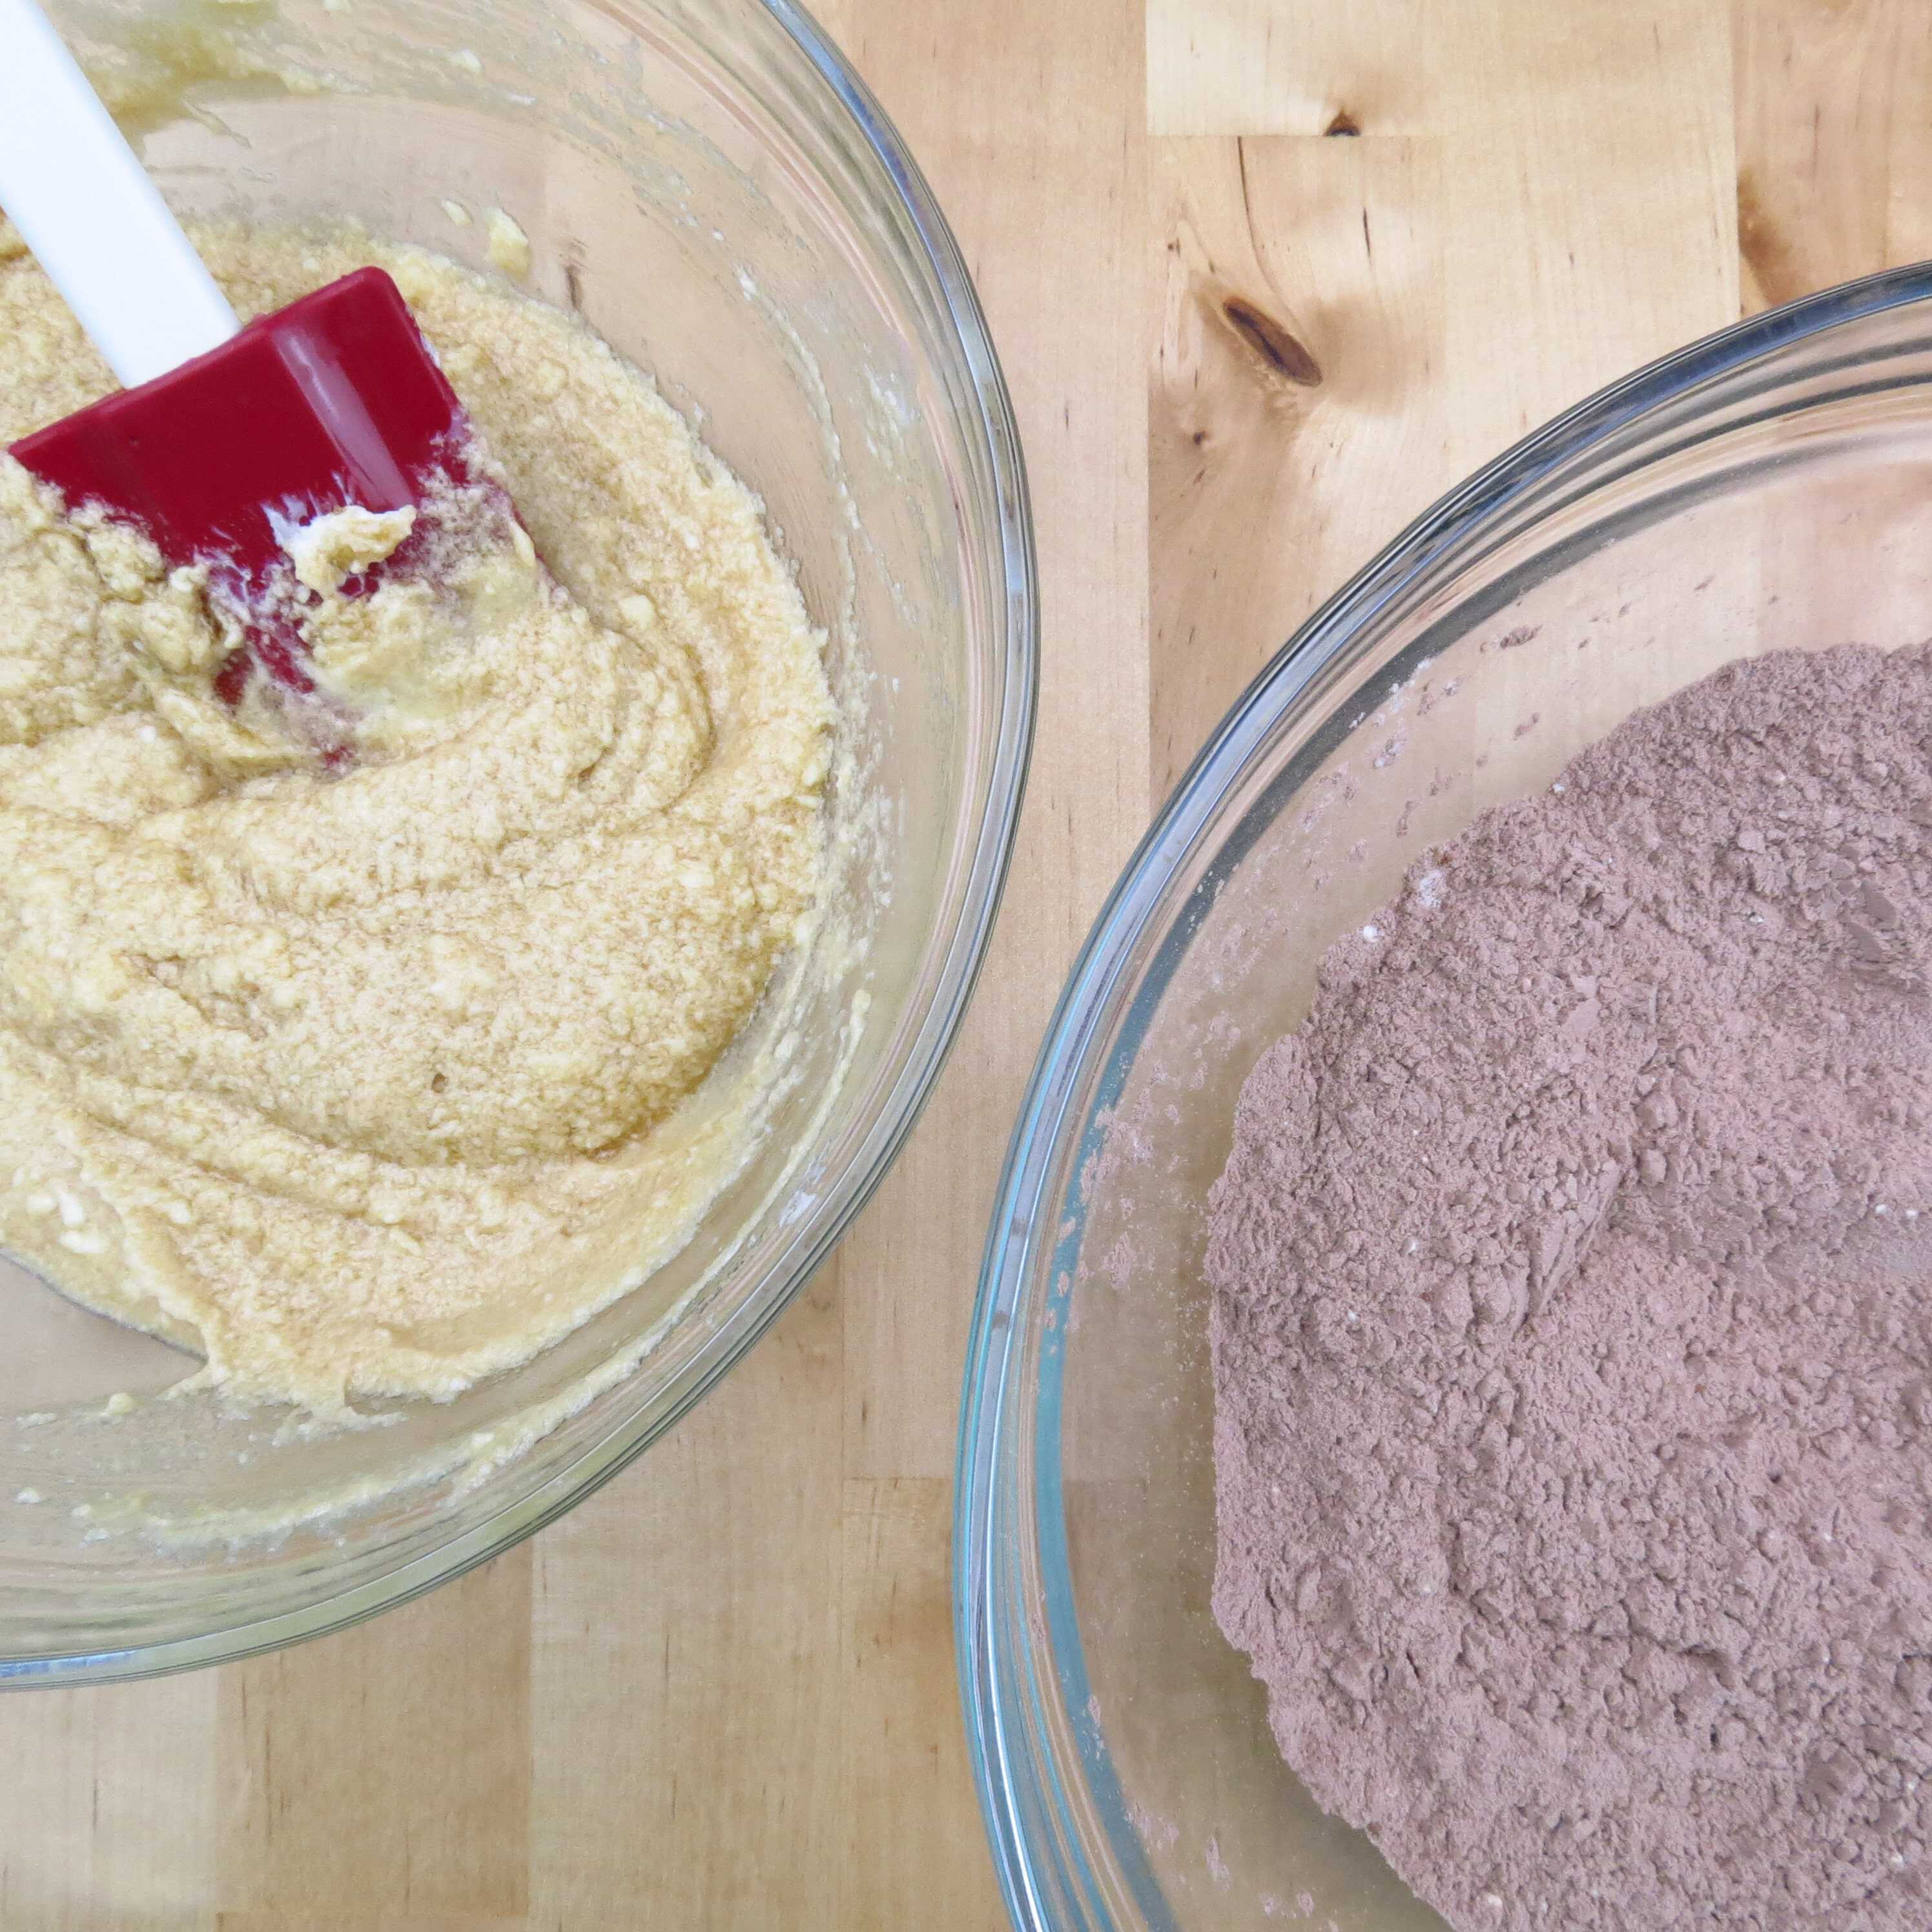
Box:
(1209, 645), (1932, 1929)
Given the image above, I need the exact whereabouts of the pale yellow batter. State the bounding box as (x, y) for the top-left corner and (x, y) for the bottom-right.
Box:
(0, 223), (833, 1410)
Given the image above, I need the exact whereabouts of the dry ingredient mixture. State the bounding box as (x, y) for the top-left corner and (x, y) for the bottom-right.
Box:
(1209, 645), (1932, 1930)
(0, 223), (832, 1410)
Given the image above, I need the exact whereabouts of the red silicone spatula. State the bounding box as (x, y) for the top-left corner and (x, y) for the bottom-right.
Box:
(0, 0), (472, 724)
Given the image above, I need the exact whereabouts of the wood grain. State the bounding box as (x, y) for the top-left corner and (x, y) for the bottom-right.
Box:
(1733, 0), (1932, 307)
(1148, 0), (1435, 138)
(1, 1673), (215, 1931)
(5, 3), (1929, 1926)
(1150, 132), (1446, 790)
(1151, 0), (1737, 783)
(841, 1478), (1003, 1929)
(219, 1554), (531, 1923)
(526, 1272), (843, 1932)
(826, 0), (1150, 1485)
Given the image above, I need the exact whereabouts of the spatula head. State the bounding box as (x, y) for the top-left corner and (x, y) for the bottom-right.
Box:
(8, 265), (463, 581)
(8, 267), (470, 750)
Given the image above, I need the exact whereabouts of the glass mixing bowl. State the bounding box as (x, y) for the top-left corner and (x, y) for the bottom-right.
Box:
(0, 0), (1033, 1682)
(956, 267), (1932, 1929)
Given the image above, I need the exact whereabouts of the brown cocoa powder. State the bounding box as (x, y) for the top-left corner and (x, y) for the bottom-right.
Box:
(1209, 644), (1932, 1929)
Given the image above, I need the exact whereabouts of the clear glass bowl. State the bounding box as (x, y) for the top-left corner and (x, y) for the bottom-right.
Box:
(956, 268), (1932, 1929)
(0, 0), (1033, 1682)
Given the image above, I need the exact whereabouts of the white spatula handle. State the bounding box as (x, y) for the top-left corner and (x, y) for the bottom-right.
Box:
(0, 0), (238, 388)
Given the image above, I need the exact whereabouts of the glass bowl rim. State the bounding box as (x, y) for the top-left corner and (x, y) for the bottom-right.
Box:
(953, 260), (1932, 1931)
(9, 0), (1038, 1690)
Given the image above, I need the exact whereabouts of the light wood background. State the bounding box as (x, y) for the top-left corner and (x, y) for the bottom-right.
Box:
(5, 1), (1926, 1926)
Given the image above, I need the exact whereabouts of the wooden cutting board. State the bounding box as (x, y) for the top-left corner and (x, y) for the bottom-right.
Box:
(5, 1), (1925, 1924)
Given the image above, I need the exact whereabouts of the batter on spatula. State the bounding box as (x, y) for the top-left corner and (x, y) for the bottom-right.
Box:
(0, 223), (834, 1411)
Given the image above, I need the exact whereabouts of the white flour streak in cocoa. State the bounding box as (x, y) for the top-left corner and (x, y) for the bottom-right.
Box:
(1209, 644), (1932, 1930)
